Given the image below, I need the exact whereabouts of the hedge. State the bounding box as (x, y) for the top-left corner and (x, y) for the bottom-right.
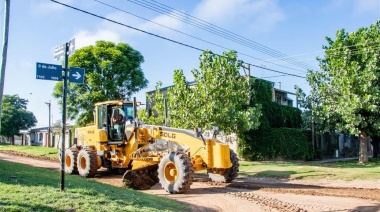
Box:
(238, 78), (311, 161)
(238, 127), (313, 161)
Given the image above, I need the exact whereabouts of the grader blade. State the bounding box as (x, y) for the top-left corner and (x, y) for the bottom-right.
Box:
(122, 164), (159, 190)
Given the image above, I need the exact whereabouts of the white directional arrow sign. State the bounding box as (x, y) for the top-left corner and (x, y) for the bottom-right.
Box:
(54, 38), (75, 62)
(72, 71), (81, 80)
(69, 67), (85, 84)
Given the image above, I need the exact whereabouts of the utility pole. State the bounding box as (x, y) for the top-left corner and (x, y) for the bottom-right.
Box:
(311, 81), (315, 151)
(45, 101), (51, 147)
(0, 0), (10, 133)
(243, 64), (251, 104)
(247, 64), (251, 104)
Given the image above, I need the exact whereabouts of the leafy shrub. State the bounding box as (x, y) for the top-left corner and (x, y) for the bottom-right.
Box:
(238, 127), (314, 161)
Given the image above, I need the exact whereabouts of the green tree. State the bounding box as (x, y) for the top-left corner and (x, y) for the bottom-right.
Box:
(294, 85), (311, 129)
(142, 50), (261, 134)
(1, 95), (37, 144)
(139, 81), (166, 126)
(53, 41), (148, 126)
(312, 21), (380, 163)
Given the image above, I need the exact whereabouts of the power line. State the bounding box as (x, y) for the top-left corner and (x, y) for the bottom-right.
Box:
(94, 0), (306, 74)
(142, 0), (315, 70)
(248, 64), (305, 78)
(261, 74), (287, 79)
(49, 0), (306, 79)
(124, 0), (316, 71)
(266, 41), (380, 65)
(262, 41), (380, 63)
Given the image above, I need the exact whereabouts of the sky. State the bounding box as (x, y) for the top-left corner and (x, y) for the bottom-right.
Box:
(1, 0), (379, 127)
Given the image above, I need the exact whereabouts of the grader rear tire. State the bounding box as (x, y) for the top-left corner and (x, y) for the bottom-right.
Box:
(208, 149), (239, 183)
(158, 151), (194, 194)
(64, 148), (78, 174)
(77, 149), (98, 178)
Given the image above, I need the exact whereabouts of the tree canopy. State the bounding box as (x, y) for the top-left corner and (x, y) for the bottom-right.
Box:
(1, 95), (37, 139)
(141, 50), (261, 134)
(53, 41), (148, 126)
(311, 21), (380, 163)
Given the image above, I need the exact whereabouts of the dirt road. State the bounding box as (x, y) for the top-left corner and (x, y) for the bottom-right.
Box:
(1, 151), (379, 212)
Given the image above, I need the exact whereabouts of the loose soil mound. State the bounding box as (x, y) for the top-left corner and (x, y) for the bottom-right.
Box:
(0, 150), (60, 162)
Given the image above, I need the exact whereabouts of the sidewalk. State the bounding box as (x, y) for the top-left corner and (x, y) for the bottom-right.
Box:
(316, 157), (357, 163)
(316, 156), (372, 163)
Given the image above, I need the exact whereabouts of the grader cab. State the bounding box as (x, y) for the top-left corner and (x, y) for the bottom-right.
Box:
(65, 99), (239, 194)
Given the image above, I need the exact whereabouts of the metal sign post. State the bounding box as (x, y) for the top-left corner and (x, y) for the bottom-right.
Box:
(60, 42), (69, 191)
(36, 37), (85, 191)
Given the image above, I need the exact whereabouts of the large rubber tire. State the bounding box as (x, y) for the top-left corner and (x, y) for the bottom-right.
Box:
(158, 151), (194, 194)
(64, 148), (78, 174)
(208, 149), (239, 183)
(77, 149), (98, 178)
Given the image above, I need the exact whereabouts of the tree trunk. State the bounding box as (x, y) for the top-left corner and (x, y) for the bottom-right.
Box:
(10, 136), (14, 145)
(371, 136), (380, 158)
(359, 130), (368, 164)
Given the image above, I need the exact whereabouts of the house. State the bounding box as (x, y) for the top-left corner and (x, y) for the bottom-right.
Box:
(29, 127), (50, 146)
(273, 88), (296, 107)
(12, 126), (73, 148)
(145, 81), (197, 112)
(146, 79), (297, 110)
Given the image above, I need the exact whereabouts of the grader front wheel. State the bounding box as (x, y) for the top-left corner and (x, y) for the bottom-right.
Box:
(77, 149), (98, 178)
(158, 151), (194, 194)
(208, 149), (239, 183)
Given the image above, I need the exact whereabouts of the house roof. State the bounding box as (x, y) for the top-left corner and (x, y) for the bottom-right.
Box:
(29, 127), (49, 132)
(274, 88), (296, 95)
(253, 77), (275, 85)
(146, 81), (196, 94)
(28, 125), (74, 133)
(146, 78), (295, 96)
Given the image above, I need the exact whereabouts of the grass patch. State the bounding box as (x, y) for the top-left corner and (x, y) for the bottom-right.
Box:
(0, 143), (59, 160)
(0, 160), (189, 212)
(239, 159), (380, 180)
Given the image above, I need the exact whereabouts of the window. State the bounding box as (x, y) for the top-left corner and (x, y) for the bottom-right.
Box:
(276, 96), (281, 104)
(123, 104), (134, 120)
(110, 106), (125, 140)
(39, 133), (43, 142)
(97, 105), (107, 129)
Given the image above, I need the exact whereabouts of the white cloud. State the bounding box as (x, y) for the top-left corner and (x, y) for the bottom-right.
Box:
(72, 10), (187, 49)
(322, 0), (345, 12)
(32, 0), (74, 15)
(105, 11), (184, 37)
(139, 13), (184, 34)
(353, 0), (379, 14)
(193, 0), (285, 33)
(72, 12), (138, 49)
(74, 30), (121, 49)
(324, 0), (379, 15)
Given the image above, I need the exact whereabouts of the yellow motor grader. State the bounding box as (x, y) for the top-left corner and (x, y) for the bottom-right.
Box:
(64, 98), (239, 194)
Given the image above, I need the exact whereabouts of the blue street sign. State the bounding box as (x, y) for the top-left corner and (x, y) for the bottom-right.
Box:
(36, 62), (62, 81)
(69, 67), (85, 84)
